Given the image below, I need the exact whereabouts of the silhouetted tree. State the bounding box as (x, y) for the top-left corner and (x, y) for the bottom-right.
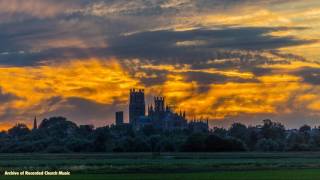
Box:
(299, 125), (311, 133)
(229, 123), (248, 142)
(2, 117), (320, 153)
(93, 127), (112, 152)
(256, 138), (281, 151)
(8, 123), (30, 139)
(205, 134), (247, 152)
(261, 119), (285, 140)
(212, 127), (228, 137)
(182, 133), (207, 152)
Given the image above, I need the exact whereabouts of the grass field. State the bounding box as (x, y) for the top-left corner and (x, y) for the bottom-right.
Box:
(1, 152), (320, 179)
(2, 170), (320, 180)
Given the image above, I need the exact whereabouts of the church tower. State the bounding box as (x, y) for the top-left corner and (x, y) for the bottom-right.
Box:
(33, 116), (37, 130)
(129, 88), (145, 124)
(154, 97), (165, 112)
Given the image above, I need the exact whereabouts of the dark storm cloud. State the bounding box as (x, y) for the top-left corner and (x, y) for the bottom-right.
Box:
(0, 47), (103, 66)
(0, 26), (312, 66)
(0, 96), (61, 123)
(249, 67), (273, 76)
(183, 71), (258, 84)
(0, 88), (20, 103)
(0, 95), (123, 124)
(296, 67), (320, 85)
(110, 27), (312, 62)
(45, 97), (126, 125)
(0, 16), (107, 65)
(0, 0), (313, 67)
(138, 71), (168, 86)
(72, 0), (303, 17)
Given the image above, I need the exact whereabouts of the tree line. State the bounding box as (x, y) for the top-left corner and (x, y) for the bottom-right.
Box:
(0, 117), (319, 153)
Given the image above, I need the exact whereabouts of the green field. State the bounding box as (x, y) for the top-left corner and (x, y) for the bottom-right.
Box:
(1, 153), (320, 179)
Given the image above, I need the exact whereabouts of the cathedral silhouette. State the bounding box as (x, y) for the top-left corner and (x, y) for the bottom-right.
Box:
(115, 88), (208, 131)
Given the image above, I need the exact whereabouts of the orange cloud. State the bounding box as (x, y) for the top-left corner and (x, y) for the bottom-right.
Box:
(1, 56), (320, 130)
(171, 76), (303, 120)
(154, 62), (320, 120)
(0, 58), (141, 129)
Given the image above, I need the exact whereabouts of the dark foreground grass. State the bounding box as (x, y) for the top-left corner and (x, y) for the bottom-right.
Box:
(2, 169), (320, 180)
(2, 152), (320, 173)
(1, 153), (320, 179)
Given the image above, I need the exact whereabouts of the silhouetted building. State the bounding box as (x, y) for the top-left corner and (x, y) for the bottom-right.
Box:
(33, 116), (37, 130)
(121, 88), (208, 131)
(188, 119), (209, 132)
(115, 111), (124, 125)
(154, 97), (165, 112)
(136, 95), (188, 130)
(129, 89), (145, 125)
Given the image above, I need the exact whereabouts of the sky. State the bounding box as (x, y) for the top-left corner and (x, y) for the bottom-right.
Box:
(0, 0), (320, 130)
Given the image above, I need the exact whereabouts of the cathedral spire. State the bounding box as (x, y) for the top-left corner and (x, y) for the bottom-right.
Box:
(33, 116), (37, 130)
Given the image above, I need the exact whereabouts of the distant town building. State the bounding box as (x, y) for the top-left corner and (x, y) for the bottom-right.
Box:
(115, 111), (124, 125)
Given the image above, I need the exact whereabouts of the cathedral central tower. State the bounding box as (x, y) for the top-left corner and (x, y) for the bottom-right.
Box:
(129, 88), (145, 124)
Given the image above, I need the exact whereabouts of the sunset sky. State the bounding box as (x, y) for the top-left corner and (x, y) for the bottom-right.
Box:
(0, 0), (320, 130)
